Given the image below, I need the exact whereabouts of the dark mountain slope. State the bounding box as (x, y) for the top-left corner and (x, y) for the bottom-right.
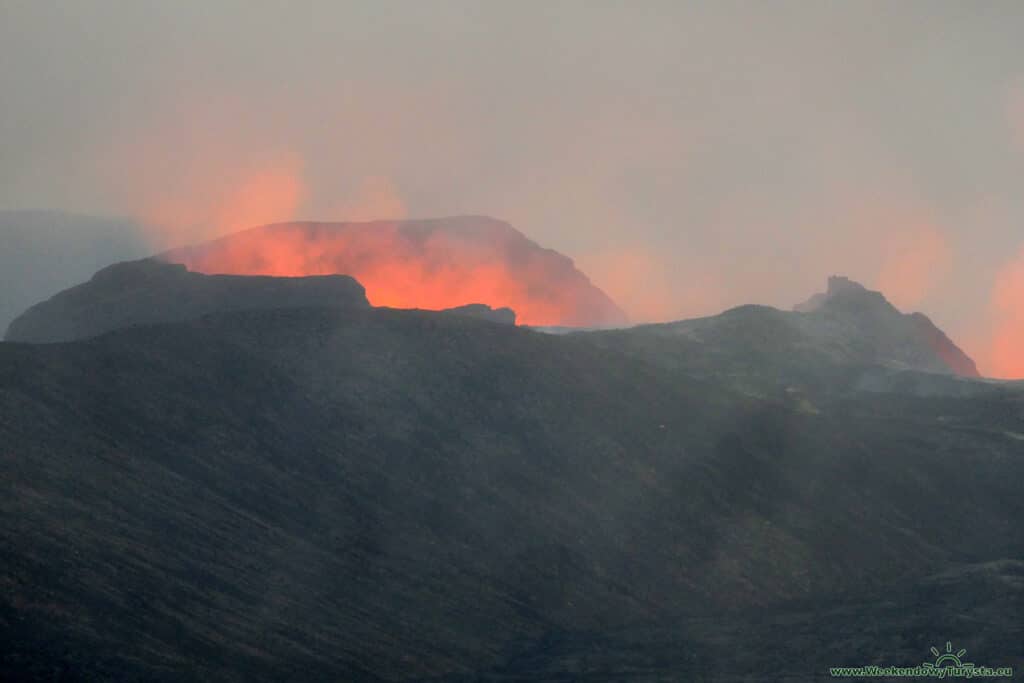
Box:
(2, 306), (1022, 681)
(793, 275), (979, 376)
(417, 560), (1024, 681)
(5, 259), (369, 342)
(579, 278), (982, 406)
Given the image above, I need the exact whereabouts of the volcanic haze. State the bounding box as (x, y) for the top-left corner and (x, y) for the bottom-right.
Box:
(159, 216), (628, 327)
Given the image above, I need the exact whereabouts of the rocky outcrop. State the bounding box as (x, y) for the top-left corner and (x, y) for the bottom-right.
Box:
(440, 303), (516, 325)
(793, 276), (980, 377)
(4, 258), (369, 343)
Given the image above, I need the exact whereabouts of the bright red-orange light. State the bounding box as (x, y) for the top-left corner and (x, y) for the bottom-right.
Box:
(162, 219), (628, 328)
(988, 249), (1024, 379)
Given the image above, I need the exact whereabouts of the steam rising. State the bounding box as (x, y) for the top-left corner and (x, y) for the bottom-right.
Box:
(2, 2), (1023, 375)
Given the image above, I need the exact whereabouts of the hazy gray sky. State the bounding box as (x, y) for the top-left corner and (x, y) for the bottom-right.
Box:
(2, 1), (1023, 375)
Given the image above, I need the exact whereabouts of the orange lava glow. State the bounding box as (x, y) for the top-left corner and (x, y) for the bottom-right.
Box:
(135, 159), (306, 250)
(875, 219), (952, 311)
(161, 219), (628, 327)
(577, 245), (726, 323)
(988, 249), (1024, 379)
(92, 91), (311, 250)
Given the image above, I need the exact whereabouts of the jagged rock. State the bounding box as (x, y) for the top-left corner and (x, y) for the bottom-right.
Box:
(585, 276), (981, 381)
(440, 303), (516, 325)
(793, 275), (979, 376)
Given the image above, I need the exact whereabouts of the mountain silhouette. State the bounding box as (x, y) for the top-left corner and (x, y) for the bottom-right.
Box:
(158, 216), (628, 327)
(5, 258), (369, 343)
(793, 275), (979, 376)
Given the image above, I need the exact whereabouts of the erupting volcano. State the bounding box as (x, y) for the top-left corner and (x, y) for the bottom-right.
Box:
(158, 216), (627, 327)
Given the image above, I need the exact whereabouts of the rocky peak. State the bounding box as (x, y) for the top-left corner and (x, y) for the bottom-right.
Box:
(793, 276), (979, 377)
(5, 259), (369, 343)
(794, 275), (895, 316)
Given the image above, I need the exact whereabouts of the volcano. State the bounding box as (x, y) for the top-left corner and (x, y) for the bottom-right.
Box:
(158, 215), (628, 327)
(793, 275), (980, 377)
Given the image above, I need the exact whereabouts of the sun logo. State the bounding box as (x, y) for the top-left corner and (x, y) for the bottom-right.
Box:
(922, 641), (974, 670)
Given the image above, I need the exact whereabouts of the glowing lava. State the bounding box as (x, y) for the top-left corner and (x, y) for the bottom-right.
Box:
(159, 216), (628, 327)
(989, 248), (1024, 379)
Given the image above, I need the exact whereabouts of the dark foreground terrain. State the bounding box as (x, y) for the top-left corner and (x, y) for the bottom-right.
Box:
(2, 273), (1023, 680)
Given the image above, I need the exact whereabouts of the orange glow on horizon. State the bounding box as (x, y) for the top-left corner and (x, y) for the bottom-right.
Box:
(91, 91), (312, 250)
(874, 219), (952, 312)
(139, 159), (307, 249)
(988, 248), (1024, 379)
(162, 220), (628, 327)
(577, 246), (726, 323)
